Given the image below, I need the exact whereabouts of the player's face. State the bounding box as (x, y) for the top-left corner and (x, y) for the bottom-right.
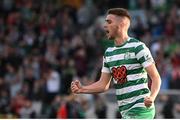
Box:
(104, 14), (119, 40)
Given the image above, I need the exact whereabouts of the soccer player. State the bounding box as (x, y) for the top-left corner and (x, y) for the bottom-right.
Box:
(71, 8), (161, 119)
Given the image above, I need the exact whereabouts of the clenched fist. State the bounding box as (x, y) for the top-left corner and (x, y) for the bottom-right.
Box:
(144, 96), (154, 107)
(71, 80), (82, 93)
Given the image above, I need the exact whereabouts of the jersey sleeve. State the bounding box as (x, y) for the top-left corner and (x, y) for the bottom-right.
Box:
(135, 43), (155, 68)
(101, 56), (111, 73)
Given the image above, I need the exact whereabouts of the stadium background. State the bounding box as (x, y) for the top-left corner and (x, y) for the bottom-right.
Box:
(0, 0), (180, 118)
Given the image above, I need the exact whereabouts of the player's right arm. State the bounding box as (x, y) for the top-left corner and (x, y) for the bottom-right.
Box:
(71, 72), (112, 94)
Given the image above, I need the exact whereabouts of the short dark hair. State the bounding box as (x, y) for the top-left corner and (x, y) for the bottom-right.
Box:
(107, 8), (131, 20)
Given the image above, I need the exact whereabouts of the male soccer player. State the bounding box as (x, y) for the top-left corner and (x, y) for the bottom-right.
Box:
(71, 8), (161, 119)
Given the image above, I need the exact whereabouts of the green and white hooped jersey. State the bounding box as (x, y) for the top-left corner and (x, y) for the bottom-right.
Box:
(102, 37), (155, 116)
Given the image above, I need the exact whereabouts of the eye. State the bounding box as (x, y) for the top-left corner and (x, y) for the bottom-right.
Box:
(108, 20), (112, 24)
(106, 19), (112, 24)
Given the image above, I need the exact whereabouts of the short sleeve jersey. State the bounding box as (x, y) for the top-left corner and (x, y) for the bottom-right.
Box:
(102, 37), (155, 116)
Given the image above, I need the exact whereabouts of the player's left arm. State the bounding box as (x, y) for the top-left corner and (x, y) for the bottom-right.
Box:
(135, 43), (161, 107)
(144, 63), (161, 107)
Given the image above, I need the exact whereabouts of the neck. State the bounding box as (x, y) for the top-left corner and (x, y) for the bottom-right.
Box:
(114, 32), (129, 46)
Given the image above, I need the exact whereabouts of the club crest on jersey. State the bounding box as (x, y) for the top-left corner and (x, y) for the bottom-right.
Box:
(111, 66), (127, 84)
(124, 52), (131, 60)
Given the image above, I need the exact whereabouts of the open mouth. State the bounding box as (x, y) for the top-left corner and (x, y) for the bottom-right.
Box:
(105, 30), (109, 34)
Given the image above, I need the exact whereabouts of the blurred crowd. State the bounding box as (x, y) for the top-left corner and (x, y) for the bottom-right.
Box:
(0, 0), (180, 118)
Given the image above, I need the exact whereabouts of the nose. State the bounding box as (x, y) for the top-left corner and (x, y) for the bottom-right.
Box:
(103, 23), (107, 29)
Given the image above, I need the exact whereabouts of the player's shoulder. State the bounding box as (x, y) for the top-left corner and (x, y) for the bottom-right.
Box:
(104, 46), (115, 55)
(128, 37), (145, 47)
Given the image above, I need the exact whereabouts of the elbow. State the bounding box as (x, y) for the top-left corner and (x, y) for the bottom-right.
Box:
(158, 74), (162, 85)
(154, 75), (162, 88)
(104, 85), (110, 92)
(104, 82), (111, 92)
(159, 77), (162, 87)
(98, 85), (109, 93)
(159, 76), (162, 83)
(154, 74), (161, 84)
(151, 74), (161, 88)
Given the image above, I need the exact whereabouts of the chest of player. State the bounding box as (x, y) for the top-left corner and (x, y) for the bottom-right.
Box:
(105, 50), (137, 68)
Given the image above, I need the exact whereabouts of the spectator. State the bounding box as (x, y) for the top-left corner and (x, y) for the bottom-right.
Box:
(19, 99), (36, 118)
(94, 94), (107, 118)
(162, 96), (175, 118)
(44, 63), (61, 104)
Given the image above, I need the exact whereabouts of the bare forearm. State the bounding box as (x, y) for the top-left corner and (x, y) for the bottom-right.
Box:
(145, 64), (162, 101)
(150, 75), (161, 100)
(79, 80), (109, 94)
(71, 72), (112, 94)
